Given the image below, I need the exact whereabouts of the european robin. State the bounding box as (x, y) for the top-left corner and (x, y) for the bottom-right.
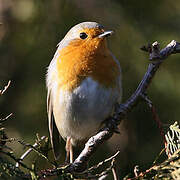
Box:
(46, 22), (122, 162)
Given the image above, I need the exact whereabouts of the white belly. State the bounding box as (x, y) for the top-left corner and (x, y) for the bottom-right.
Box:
(53, 77), (120, 145)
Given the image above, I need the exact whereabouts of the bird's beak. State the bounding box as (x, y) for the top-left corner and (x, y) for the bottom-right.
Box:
(98, 30), (113, 38)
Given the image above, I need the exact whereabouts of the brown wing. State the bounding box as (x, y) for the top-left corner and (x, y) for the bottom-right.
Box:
(47, 89), (61, 160)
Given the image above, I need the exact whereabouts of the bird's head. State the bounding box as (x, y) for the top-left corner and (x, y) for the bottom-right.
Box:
(58, 22), (113, 54)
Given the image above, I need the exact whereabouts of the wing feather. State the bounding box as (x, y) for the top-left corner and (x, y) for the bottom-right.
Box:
(111, 52), (122, 103)
(47, 89), (61, 160)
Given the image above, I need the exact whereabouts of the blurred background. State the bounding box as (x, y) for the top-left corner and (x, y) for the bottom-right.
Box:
(0, 0), (180, 179)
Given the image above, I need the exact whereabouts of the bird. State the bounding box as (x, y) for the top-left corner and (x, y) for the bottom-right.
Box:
(46, 22), (122, 162)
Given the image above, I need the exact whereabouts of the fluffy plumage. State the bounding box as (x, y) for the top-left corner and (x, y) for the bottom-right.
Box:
(46, 22), (122, 160)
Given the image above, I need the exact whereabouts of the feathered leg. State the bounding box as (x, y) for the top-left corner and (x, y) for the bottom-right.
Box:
(65, 137), (73, 163)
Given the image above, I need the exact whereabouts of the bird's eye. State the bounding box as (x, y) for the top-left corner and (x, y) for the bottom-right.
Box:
(79, 32), (88, 39)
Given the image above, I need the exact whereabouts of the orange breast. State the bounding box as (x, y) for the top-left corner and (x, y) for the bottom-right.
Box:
(56, 37), (120, 91)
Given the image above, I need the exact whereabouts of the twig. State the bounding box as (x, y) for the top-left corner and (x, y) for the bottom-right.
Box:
(0, 113), (13, 123)
(98, 174), (108, 180)
(16, 136), (46, 168)
(152, 148), (165, 165)
(84, 158), (116, 179)
(17, 137), (56, 167)
(75, 151), (120, 178)
(0, 150), (33, 171)
(0, 157), (30, 179)
(85, 151), (120, 173)
(141, 94), (166, 144)
(112, 165), (118, 180)
(0, 80), (11, 95)
(134, 165), (140, 177)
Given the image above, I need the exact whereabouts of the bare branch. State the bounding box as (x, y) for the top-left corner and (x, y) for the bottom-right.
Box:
(63, 40), (180, 174)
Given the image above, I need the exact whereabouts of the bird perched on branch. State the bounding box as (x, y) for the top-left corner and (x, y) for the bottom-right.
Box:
(46, 22), (122, 162)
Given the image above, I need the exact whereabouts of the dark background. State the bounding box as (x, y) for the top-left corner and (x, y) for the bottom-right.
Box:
(0, 0), (180, 179)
